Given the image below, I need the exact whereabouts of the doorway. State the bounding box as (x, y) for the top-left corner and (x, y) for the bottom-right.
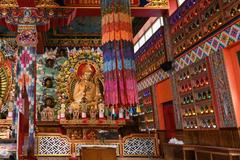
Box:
(163, 101), (176, 139)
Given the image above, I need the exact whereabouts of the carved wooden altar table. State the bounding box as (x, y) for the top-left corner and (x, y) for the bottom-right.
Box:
(80, 145), (117, 160)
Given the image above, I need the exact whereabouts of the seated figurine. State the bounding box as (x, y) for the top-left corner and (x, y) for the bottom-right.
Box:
(90, 105), (97, 120)
(0, 127), (10, 139)
(41, 110), (47, 121)
(80, 97), (88, 119)
(58, 103), (66, 120)
(72, 103), (80, 120)
(41, 106), (54, 121)
(47, 106), (54, 121)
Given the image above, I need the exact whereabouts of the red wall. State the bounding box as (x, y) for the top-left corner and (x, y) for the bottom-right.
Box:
(155, 79), (173, 130)
(223, 42), (240, 127)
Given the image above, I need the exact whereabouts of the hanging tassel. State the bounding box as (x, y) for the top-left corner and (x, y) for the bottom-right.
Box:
(125, 108), (130, 120)
(136, 105), (141, 113)
(129, 106), (134, 116)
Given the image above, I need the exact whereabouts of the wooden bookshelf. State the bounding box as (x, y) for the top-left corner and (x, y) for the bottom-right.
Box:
(175, 57), (218, 130)
(137, 87), (156, 132)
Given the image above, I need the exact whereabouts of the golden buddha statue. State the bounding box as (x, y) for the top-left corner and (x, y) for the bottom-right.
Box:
(70, 64), (102, 119)
(73, 64), (101, 103)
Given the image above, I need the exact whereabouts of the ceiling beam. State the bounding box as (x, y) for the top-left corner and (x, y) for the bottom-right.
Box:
(63, 0), (140, 6)
(62, 7), (168, 17)
(131, 7), (167, 17)
(17, 0), (35, 7)
(133, 17), (158, 44)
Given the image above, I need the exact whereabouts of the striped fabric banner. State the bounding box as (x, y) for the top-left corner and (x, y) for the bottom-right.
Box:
(101, 0), (138, 106)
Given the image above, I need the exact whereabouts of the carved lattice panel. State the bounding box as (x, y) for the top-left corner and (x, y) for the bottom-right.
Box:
(38, 136), (71, 156)
(123, 137), (155, 156)
(38, 157), (69, 160)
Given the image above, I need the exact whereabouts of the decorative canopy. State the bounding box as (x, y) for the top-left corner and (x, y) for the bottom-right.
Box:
(0, 0), (18, 8)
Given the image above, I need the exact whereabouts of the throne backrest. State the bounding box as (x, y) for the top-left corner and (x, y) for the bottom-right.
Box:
(68, 75), (78, 102)
(0, 55), (12, 105)
(56, 52), (104, 104)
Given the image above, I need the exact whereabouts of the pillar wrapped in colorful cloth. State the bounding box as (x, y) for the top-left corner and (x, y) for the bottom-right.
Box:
(101, 0), (138, 107)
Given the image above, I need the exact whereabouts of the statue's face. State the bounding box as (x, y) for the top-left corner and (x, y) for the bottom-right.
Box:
(46, 98), (53, 106)
(45, 79), (52, 88)
(46, 59), (55, 68)
(82, 71), (92, 80)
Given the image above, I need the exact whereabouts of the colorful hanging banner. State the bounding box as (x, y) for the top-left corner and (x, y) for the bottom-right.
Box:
(101, 0), (138, 106)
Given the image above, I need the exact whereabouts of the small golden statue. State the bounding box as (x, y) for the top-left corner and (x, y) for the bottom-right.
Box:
(41, 98), (55, 121)
(71, 102), (80, 120)
(7, 101), (13, 120)
(58, 97), (66, 120)
(7, 91), (14, 120)
(80, 97), (88, 119)
(90, 105), (97, 120)
(41, 106), (54, 121)
(0, 126), (11, 139)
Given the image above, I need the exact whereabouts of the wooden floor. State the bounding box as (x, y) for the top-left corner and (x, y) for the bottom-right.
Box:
(36, 158), (163, 160)
(117, 158), (162, 160)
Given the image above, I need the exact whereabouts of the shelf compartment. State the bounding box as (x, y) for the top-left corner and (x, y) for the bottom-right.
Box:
(197, 113), (215, 118)
(181, 103), (195, 107)
(175, 57), (219, 131)
(192, 84), (210, 92)
(195, 98), (212, 105)
(190, 70), (208, 79)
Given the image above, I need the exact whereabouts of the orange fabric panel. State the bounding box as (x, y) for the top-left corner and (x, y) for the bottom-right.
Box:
(156, 79), (173, 103)
(155, 79), (173, 130)
(169, 0), (178, 16)
(223, 42), (240, 127)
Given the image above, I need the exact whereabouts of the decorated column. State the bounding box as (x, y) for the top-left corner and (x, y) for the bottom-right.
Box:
(101, 0), (138, 107)
(15, 10), (38, 157)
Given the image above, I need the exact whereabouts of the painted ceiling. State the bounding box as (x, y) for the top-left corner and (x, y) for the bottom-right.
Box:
(0, 0), (150, 39)
(49, 16), (148, 37)
(53, 16), (101, 36)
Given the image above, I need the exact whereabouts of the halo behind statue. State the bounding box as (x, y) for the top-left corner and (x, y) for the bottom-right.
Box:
(76, 63), (96, 78)
(0, 51), (12, 107)
(56, 49), (103, 104)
